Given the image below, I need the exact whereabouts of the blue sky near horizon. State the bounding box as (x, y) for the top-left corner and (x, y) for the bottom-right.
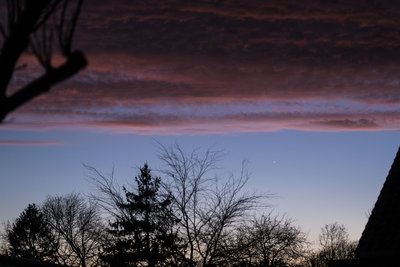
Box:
(1, 129), (399, 245)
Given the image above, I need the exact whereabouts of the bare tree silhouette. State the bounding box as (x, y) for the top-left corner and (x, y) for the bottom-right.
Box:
(157, 143), (265, 267)
(227, 212), (308, 266)
(307, 222), (357, 266)
(42, 193), (106, 267)
(0, 0), (87, 122)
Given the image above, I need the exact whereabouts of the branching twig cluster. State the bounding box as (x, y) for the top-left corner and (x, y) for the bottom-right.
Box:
(0, 0), (87, 122)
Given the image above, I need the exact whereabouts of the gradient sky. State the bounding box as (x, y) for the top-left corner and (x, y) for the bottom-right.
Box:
(1, 0), (400, 246)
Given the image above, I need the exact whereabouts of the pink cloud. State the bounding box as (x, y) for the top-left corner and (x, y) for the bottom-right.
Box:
(3, 1), (400, 134)
(0, 140), (62, 146)
(4, 51), (400, 134)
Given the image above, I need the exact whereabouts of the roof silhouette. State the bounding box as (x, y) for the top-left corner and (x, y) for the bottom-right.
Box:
(356, 147), (400, 259)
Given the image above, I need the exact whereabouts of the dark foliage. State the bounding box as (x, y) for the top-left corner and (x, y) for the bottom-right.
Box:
(6, 204), (59, 262)
(101, 164), (181, 267)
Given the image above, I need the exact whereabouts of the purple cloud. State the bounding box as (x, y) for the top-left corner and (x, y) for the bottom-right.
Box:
(3, 1), (400, 133)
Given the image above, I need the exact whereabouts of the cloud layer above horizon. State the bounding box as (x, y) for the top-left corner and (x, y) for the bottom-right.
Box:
(3, 0), (400, 134)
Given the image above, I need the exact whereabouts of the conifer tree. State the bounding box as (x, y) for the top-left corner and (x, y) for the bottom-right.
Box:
(6, 203), (59, 262)
(101, 164), (181, 267)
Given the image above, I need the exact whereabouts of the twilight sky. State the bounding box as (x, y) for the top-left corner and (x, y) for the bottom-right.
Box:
(1, 0), (400, 245)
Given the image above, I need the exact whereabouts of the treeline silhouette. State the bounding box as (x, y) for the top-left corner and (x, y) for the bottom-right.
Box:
(1, 145), (358, 267)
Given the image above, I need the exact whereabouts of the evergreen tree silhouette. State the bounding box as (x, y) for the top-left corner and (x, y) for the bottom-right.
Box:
(101, 164), (181, 267)
(6, 203), (59, 262)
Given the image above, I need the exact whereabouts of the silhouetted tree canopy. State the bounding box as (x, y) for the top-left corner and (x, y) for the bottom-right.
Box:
(42, 193), (105, 267)
(101, 164), (181, 267)
(318, 222), (356, 262)
(227, 213), (308, 267)
(305, 222), (358, 267)
(0, 0), (87, 122)
(5, 203), (59, 262)
(1, 145), (334, 266)
(157, 143), (265, 267)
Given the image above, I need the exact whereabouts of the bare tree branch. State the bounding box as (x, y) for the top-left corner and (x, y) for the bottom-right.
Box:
(57, 0), (83, 56)
(157, 142), (267, 266)
(223, 212), (308, 266)
(0, 0), (87, 123)
(42, 193), (106, 267)
(1, 50), (86, 121)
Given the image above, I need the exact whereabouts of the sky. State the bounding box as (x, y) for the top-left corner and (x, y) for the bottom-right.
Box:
(1, 0), (400, 246)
